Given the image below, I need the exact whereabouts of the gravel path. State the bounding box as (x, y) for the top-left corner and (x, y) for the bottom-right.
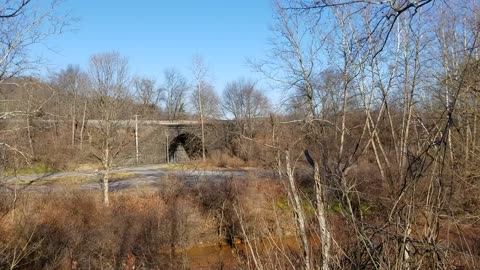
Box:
(2, 164), (274, 192)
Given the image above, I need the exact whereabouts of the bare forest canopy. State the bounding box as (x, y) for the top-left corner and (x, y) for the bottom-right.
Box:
(1, 0), (480, 269)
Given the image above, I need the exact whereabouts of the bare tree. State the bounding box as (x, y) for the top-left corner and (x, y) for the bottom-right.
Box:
(162, 68), (188, 121)
(251, 4), (335, 269)
(190, 81), (220, 119)
(0, 0), (68, 81)
(190, 55), (211, 161)
(223, 78), (270, 130)
(88, 51), (131, 207)
(222, 78), (270, 159)
(251, 1), (480, 269)
(133, 76), (161, 117)
(0, 0), (69, 179)
(250, 2), (322, 119)
(284, 0), (436, 57)
(54, 65), (89, 146)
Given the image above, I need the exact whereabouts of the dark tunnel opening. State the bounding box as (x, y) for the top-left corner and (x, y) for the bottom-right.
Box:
(168, 133), (204, 162)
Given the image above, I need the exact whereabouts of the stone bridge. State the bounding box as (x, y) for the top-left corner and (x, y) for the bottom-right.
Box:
(131, 120), (206, 163)
(3, 118), (229, 163)
(102, 120), (226, 163)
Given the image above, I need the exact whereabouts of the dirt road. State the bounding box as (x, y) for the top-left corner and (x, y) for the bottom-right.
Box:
(2, 164), (273, 192)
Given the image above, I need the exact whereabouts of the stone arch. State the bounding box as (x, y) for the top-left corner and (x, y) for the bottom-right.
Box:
(168, 133), (203, 162)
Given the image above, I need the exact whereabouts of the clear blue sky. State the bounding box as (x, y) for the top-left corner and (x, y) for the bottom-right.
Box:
(36, 0), (275, 94)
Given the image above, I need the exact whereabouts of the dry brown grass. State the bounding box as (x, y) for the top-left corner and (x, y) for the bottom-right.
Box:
(193, 150), (257, 169)
(1, 170), (480, 269)
(0, 176), (292, 269)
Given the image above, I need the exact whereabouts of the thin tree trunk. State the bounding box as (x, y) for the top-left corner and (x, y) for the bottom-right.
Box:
(314, 164), (331, 270)
(285, 150), (311, 270)
(234, 204), (263, 270)
(103, 166), (110, 207)
(71, 92), (77, 146)
(198, 82), (206, 161)
(338, 74), (348, 162)
(103, 145), (110, 207)
(135, 114), (139, 165)
(270, 115), (282, 178)
(26, 96), (34, 158)
(166, 132), (169, 163)
(80, 100), (87, 149)
(103, 132), (110, 207)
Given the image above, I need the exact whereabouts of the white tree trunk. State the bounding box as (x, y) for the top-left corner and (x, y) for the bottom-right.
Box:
(285, 150), (312, 270)
(103, 168), (110, 207)
(71, 92), (77, 146)
(103, 147), (110, 207)
(80, 101), (87, 149)
(198, 82), (206, 161)
(135, 114), (139, 165)
(314, 164), (331, 270)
